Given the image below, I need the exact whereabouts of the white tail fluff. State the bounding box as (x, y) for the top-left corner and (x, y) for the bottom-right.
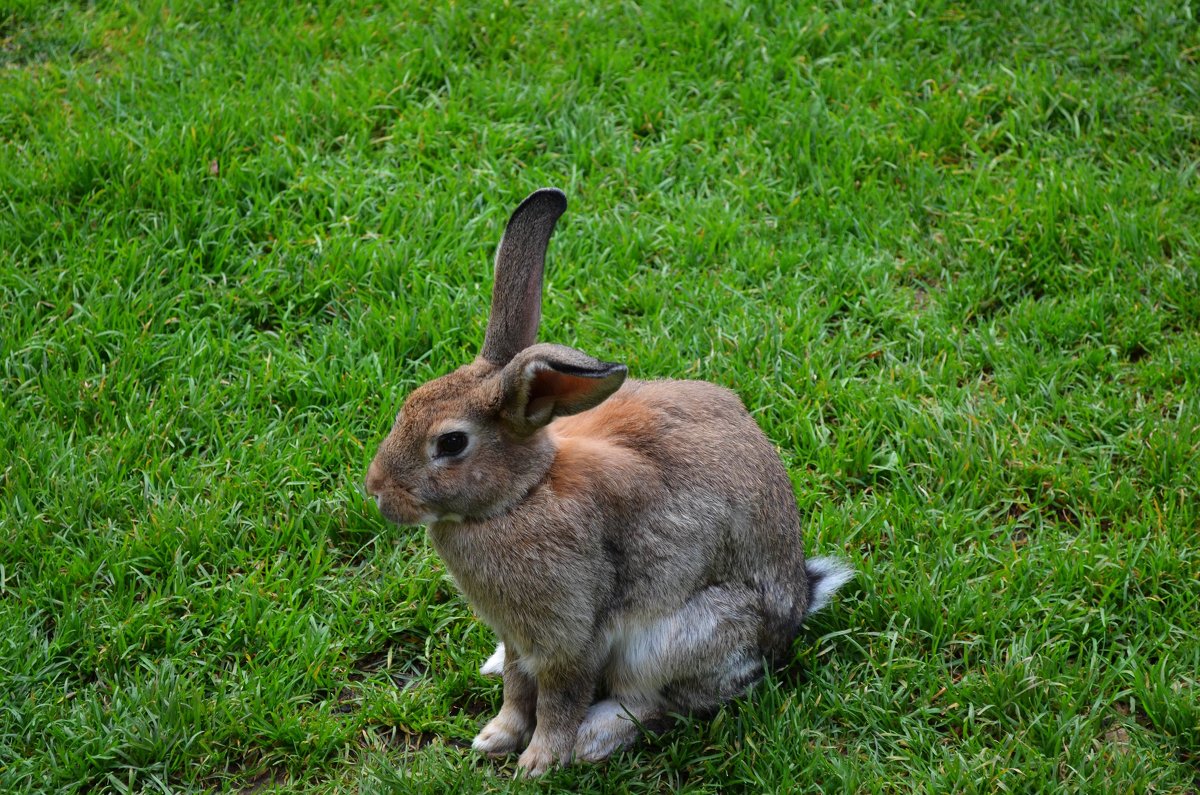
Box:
(805, 557), (855, 615)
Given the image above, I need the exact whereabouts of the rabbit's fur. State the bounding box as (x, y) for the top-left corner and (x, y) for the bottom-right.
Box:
(366, 188), (852, 775)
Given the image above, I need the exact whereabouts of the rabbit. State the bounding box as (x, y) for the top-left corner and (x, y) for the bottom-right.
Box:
(365, 188), (853, 776)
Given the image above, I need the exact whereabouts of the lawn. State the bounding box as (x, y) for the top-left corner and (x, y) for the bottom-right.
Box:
(2, 0), (1198, 792)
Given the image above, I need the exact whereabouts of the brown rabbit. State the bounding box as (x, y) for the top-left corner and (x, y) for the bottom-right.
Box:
(365, 188), (852, 776)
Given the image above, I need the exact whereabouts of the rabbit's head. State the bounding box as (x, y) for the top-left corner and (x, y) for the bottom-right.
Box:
(366, 189), (627, 525)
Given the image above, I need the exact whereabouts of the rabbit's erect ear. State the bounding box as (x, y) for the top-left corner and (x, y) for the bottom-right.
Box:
(479, 188), (568, 366)
(499, 343), (627, 435)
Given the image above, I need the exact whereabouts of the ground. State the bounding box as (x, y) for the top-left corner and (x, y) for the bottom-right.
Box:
(1, 0), (1197, 792)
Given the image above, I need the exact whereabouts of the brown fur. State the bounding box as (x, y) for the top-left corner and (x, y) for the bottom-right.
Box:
(365, 189), (850, 776)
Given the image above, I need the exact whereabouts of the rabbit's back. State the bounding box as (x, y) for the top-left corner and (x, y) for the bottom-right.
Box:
(550, 379), (810, 636)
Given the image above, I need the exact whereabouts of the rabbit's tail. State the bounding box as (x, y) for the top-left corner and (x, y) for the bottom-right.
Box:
(805, 557), (855, 616)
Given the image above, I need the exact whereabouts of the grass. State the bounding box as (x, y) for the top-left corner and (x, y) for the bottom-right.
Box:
(2, 0), (1198, 791)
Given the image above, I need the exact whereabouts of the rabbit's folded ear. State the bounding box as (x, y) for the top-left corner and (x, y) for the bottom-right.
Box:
(480, 188), (568, 366)
(500, 343), (627, 435)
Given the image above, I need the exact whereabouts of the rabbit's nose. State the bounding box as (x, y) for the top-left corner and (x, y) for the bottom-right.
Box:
(364, 459), (386, 498)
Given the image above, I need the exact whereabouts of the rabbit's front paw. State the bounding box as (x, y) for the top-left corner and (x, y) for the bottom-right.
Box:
(515, 739), (564, 777)
(472, 708), (531, 756)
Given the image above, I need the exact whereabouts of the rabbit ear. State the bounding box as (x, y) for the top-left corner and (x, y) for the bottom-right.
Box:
(479, 188), (568, 366)
(500, 343), (627, 435)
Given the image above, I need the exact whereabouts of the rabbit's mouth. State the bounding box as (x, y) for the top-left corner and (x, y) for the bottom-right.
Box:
(375, 494), (423, 526)
(366, 458), (424, 525)
(372, 486), (424, 525)
(364, 459), (470, 526)
(374, 485), (467, 527)
(366, 475), (426, 527)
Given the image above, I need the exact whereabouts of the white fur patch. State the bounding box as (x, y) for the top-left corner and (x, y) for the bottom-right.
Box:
(806, 556), (855, 615)
(603, 610), (720, 701)
(480, 643), (505, 676)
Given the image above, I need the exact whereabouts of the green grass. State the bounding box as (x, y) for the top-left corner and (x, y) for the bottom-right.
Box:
(2, 0), (1198, 791)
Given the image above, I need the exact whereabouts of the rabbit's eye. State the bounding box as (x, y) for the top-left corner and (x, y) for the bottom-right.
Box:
(434, 431), (469, 458)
